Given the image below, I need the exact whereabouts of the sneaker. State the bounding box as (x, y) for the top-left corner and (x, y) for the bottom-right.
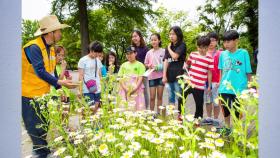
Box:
(212, 119), (222, 127)
(201, 117), (213, 125)
(217, 127), (232, 136)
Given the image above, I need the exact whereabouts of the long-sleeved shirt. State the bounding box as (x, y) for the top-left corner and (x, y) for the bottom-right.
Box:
(24, 37), (60, 89)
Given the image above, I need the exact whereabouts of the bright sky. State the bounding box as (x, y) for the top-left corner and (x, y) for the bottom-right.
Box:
(22, 0), (52, 20)
(22, 0), (205, 21)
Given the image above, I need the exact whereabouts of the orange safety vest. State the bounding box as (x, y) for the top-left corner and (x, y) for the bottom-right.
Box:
(22, 37), (56, 98)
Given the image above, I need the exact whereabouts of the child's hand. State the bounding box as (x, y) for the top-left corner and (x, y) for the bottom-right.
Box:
(148, 64), (154, 69)
(146, 63), (153, 69)
(61, 60), (67, 69)
(66, 76), (72, 80)
(123, 87), (129, 93)
(215, 83), (220, 89)
(162, 76), (167, 84)
(207, 87), (211, 95)
(130, 88), (137, 95)
(168, 43), (171, 49)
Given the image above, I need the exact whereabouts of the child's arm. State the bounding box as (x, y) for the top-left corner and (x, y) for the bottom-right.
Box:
(167, 43), (180, 60)
(78, 68), (84, 97)
(98, 68), (102, 78)
(59, 60), (67, 80)
(131, 76), (143, 95)
(120, 80), (128, 93)
(207, 70), (212, 93)
(144, 52), (152, 69)
(162, 59), (168, 84)
(247, 73), (252, 83)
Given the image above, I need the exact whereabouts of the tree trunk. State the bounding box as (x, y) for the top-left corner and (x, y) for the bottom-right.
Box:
(77, 0), (89, 57)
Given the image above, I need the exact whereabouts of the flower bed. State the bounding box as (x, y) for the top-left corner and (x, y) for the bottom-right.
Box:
(31, 75), (259, 158)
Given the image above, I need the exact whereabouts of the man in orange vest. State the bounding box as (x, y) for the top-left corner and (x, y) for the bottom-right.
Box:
(22, 15), (76, 158)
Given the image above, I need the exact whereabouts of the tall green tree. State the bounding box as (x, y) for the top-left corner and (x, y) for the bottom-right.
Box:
(197, 0), (239, 41)
(232, 0), (258, 50)
(150, 6), (199, 53)
(51, 0), (156, 57)
(56, 7), (153, 69)
(197, 0), (258, 50)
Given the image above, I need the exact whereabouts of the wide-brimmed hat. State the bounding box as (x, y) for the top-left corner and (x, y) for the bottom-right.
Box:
(34, 15), (70, 36)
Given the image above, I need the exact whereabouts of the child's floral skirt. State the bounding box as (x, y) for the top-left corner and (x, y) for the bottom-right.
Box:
(119, 76), (145, 111)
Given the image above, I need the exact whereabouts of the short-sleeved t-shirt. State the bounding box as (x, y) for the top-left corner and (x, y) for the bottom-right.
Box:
(164, 42), (187, 82)
(144, 48), (165, 80)
(78, 55), (103, 93)
(118, 61), (146, 77)
(187, 52), (214, 90)
(218, 49), (252, 94)
(207, 50), (222, 83)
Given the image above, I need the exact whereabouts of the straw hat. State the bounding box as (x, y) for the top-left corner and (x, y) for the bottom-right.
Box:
(34, 15), (70, 36)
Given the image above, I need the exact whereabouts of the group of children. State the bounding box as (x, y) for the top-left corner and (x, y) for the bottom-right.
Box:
(56, 27), (252, 129)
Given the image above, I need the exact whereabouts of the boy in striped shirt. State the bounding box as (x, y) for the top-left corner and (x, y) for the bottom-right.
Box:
(183, 35), (214, 118)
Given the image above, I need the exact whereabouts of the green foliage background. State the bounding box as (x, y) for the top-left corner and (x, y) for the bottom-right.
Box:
(22, 0), (258, 72)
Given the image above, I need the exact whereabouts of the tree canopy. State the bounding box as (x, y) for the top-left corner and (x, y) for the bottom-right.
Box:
(22, 0), (258, 70)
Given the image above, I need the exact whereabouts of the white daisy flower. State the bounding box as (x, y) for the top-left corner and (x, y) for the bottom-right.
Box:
(165, 141), (174, 149)
(179, 146), (185, 151)
(75, 133), (84, 139)
(151, 137), (164, 144)
(140, 149), (149, 156)
(74, 139), (83, 145)
(116, 118), (126, 124)
(154, 119), (163, 124)
(128, 141), (141, 151)
(215, 138), (225, 147)
(105, 133), (117, 142)
(88, 144), (97, 152)
(98, 144), (109, 156)
(120, 151), (134, 158)
(53, 147), (66, 156)
(209, 150), (226, 158)
(54, 136), (63, 143)
(180, 151), (199, 158)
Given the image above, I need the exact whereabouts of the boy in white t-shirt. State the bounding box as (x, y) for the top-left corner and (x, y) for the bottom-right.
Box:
(78, 41), (103, 112)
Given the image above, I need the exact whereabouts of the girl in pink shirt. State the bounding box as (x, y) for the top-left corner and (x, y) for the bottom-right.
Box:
(144, 33), (165, 112)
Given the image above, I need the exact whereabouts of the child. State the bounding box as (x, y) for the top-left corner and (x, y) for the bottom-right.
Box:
(218, 30), (252, 127)
(118, 46), (146, 111)
(54, 45), (72, 80)
(106, 51), (120, 74)
(204, 32), (222, 120)
(96, 51), (107, 77)
(78, 41), (103, 112)
(185, 35), (214, 119)
(144, 33), (165, 112)
(131, 30), (149, 108)
(51, 45), (72, 102)
(162, 26), (187, 117)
